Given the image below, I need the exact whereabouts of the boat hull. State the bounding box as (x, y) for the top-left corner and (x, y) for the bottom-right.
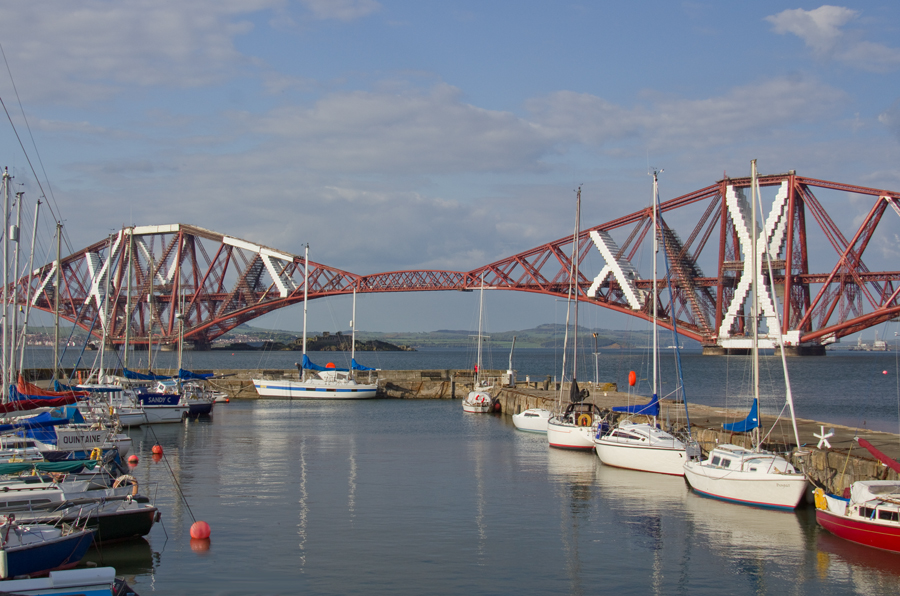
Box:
(130, 405), (188, 424)
(0, 567), (124, 596)
(187, 400), (214, 417)
(816, 501), (900, 553)
(547, 421), (596, 450)
(595, 440), (686, 476)
(683, 462), (807, 510)
(2, 528), (95, 579)
(252, 379), (377, 399)
(512, 409), (550, 433)
(462, 390), (494, 413)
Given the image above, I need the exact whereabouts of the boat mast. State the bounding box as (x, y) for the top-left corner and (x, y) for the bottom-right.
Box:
(572, 186), (582, 391)
(2, 169), (9, 402)
(17, 197), (40, 374)
(177, 285), (184, 374)
(148, 253), (154, 373)
(350, 286), (356, 378)
(9, 191), (22, 390)
(124, 228), (132, 370)
(651, 171), (659, 423)
(53, 222), (61, 383)
(476, 271), (485, 385)
(302, 244), (309, 367)
(754, 168), (802, 450)
(98, 233), (112, 383)
(751, 159), (761, 449)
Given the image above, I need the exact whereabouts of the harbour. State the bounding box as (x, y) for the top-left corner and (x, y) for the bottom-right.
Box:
(107, 397), (897, 595)
(3, 3), (900, 594)
(9, 346), (899, 594)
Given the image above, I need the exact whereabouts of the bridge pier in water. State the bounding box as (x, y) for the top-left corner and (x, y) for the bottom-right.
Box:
(702, 344), (826, 356)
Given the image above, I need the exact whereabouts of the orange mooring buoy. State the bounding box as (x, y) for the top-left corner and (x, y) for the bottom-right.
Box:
(127, 455), (139, 464)
(151, 445), (163, 455)
(628, 370), (637, 387)
(190, 521), (211, 539)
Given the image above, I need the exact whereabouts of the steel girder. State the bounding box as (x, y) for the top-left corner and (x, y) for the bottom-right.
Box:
(12, 173), (900, 349)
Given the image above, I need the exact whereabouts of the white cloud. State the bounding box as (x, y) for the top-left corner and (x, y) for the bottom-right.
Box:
(527, 76), (847, 152)
(0, 1), (273, 104)
(766, 5), (856, 54)
(766, 5), (900, 72)
(243, 83), (555, 174)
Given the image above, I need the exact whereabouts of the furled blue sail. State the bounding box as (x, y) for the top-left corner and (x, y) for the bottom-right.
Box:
(123, 368), (173, 381)
(302, 354), (349, 372)
(723, 398), (759, 432)
(351, 359), (376, 371)
(178, 368), (214, 380)
(613, 394), (661, 418)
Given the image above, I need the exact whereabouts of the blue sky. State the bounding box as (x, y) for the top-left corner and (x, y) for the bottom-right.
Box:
(0, 2), (899, 335)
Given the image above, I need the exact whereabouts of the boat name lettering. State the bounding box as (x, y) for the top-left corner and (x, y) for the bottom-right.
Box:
(61, 433), (104, 445)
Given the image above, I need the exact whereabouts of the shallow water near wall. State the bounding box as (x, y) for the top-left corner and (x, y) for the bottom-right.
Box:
(100, 398), (899, 596)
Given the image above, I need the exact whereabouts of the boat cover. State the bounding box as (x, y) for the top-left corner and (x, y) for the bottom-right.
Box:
(0, 460), (99, 475)
(0, 416), (68, 434)
(17, 376), (90, 399)
(850, 480), (900, 505)
(178, 368), (214, 380)
(302, 354), (349, 372)
(857, 438), (900, 475)
(613, 394), (660, 417)
(18, 408), (86, 443)
(722, 398), (759, 433)
(0, 391), (78, 413)
(351, 359), (376, 371)
(123, 368), (174, 381)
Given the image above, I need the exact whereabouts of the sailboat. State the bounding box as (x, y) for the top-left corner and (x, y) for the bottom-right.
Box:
(546, 187), (604, 450)
(682, 160), (808, 509)
(462, 273), (495, 413)
(252, 246), (378, 399)
(814, 438), (900, 553)
(594, 170), (693, 476)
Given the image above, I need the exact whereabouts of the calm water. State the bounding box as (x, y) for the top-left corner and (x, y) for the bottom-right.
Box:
(95, 399), (899, 596)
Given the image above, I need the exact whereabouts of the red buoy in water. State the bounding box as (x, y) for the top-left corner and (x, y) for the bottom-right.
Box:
(628, 371), (637, 387)
(190, 521), (211, 539)
(151, 445), (163, 455)
(127, 454), (139, 464)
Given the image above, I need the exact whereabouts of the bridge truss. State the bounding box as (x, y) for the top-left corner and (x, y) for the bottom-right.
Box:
(11, 172), (900, 351)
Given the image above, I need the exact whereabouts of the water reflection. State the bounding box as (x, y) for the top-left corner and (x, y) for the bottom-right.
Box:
(85, 537), (157, 574)
(348, 435), (357, 522)
(546, 449), (597, 596)
(682, 492), (805, 558)
(297, 436), (308, 572)
(815, 530), (900, 592)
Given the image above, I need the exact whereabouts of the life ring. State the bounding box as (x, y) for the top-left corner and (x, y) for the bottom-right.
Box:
(113, 474), (139, 497)
(577, 413), (592, 427)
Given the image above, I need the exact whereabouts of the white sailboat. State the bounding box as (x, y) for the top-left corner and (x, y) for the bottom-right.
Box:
(594, 170), (693, 476)
(462, 273), (495, 413)
(546, 187), (603, 450)
(252, 246), (378, 399)
(682, 160), (808, 509)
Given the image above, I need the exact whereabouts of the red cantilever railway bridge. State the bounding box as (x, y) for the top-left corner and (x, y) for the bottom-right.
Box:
(13, 171), (900, 352)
